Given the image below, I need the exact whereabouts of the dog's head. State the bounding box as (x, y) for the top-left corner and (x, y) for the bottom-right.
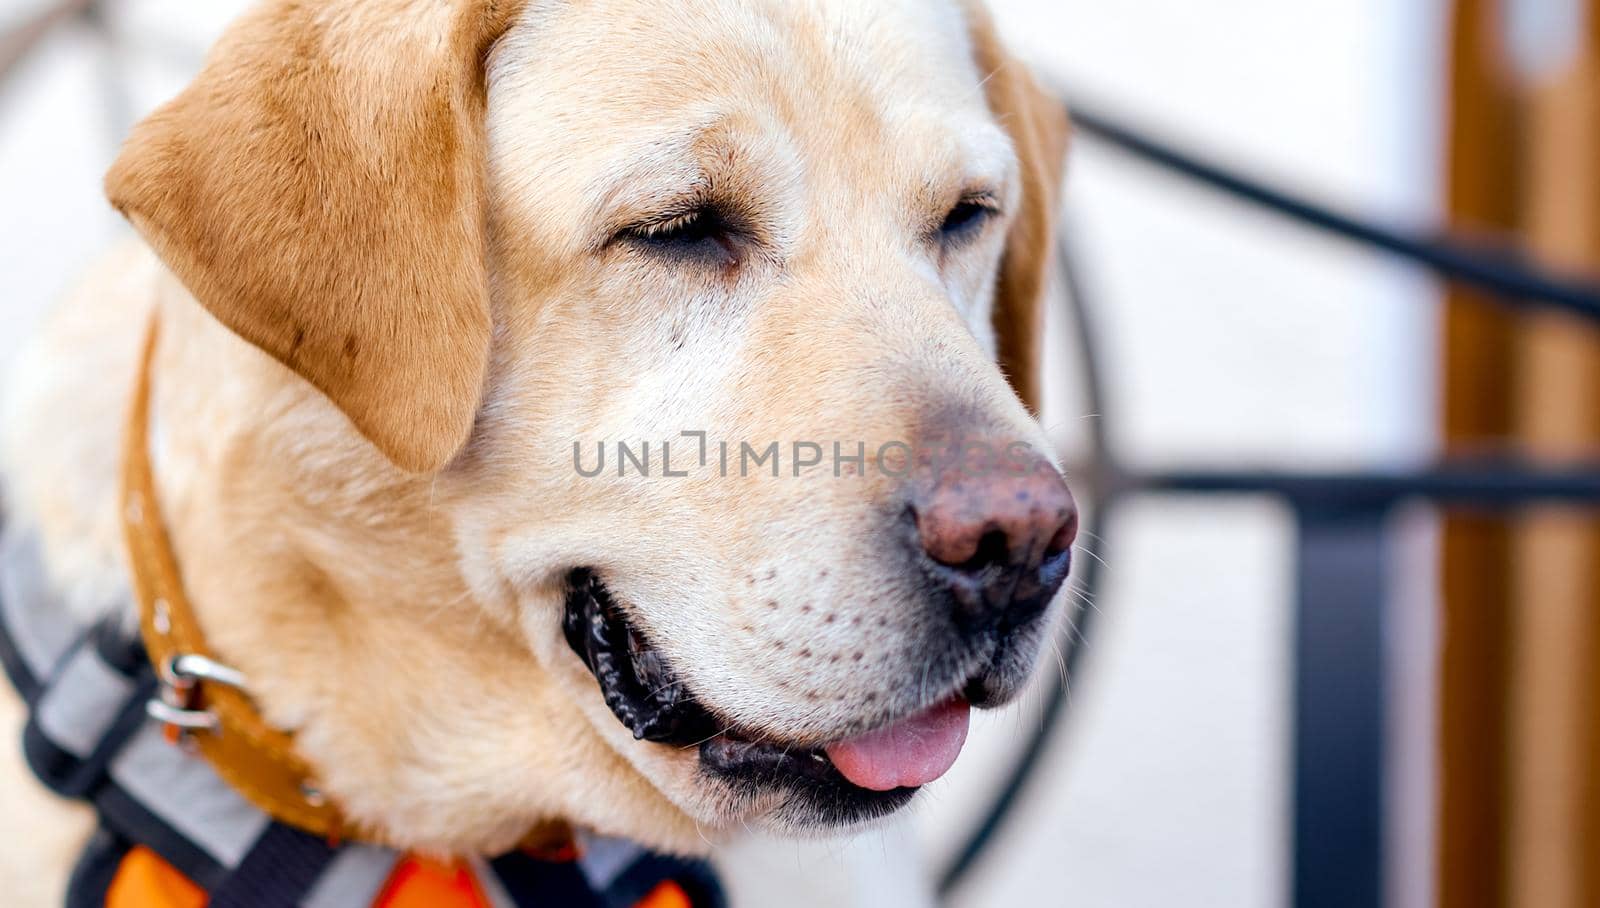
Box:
(107, 0), (1072, 847)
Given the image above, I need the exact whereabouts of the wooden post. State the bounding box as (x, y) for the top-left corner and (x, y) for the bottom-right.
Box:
(1440, 3), (1600, 906)
(1437, 2), (1520, 905)
(1506, 24), (1600, 907)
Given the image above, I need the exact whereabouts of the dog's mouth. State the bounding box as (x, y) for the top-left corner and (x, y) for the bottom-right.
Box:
(561, 570), (970, 815)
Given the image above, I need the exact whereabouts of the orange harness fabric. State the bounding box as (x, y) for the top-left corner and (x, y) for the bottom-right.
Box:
(372, 857), (485, 908)
(106, 849), (204, 908)
(107, 847), (693, 908)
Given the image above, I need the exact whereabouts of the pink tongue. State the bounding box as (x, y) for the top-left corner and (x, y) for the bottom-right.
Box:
(824, 698), (971, 791)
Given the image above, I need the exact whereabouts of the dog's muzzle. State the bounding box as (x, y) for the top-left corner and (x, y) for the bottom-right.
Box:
(560, 569), (923, 824)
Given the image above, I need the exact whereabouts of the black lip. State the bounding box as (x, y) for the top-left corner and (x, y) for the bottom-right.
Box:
(562, 568), (720, 744)
(701, 735), (919, 825)
(561, 570), (925, 815)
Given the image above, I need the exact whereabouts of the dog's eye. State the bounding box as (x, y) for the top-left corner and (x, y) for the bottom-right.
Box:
(621, 207), (737, 265)
(938, 197), (999, 244)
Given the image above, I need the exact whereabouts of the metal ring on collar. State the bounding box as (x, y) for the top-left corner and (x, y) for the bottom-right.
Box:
(145, 697), (220, 731)
(163, 653), (249, 691)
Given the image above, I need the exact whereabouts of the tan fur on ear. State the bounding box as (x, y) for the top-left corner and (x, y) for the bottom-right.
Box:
(963, 3), (1070, 415)
(106, 0), (526, 472)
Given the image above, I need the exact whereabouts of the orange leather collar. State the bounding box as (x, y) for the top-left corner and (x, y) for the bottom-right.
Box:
(121, 319), (353, 837)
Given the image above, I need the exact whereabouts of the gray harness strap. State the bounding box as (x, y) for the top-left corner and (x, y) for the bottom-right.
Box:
(301, 845), (403, 908)
(111, 722), (275, 867)
(0, 526), (76, 694)
(36, 638), (138, 758)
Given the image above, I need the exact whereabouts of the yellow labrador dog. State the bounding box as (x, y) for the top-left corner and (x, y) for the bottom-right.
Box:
(0, 0), (1071, 901)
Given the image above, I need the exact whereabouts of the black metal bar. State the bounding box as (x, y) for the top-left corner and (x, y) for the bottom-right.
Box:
(1067, 102), (1600, 323)
(1292, 506), (1388, 908)
(1137, 464), (1600, 508)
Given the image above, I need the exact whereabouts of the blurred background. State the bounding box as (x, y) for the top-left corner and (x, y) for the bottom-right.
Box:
(3, 1), (1597, 906)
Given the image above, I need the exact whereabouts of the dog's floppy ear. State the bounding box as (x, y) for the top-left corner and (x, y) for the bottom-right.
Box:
(963, 3), (1070, 415)
(106, 1), (525, 472)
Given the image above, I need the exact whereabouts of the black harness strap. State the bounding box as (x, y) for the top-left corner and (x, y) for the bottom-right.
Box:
(65, 826), (135, 908)
(490, 851), (608, 908)
(94, 782), (231, 891)
(209, 824), (340, 908)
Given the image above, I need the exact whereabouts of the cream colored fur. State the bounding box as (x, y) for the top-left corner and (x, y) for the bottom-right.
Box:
(0, 0), (1066, 902)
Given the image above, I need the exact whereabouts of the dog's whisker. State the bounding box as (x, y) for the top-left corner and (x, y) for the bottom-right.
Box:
(1062, 574), (1100, 607)
(642, 677), (686, 699)
(964, 64), (1003, 104)
(1073, 542), (1112, 573)
(691, 817), (716, 851)
(679, 724), (736, 751)
(1064, 587), (1104, 619)
(1046, 634), (1070, 692)
(1035, 412), (1104, 438)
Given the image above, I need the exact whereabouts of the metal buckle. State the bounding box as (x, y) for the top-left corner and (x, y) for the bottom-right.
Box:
(145, 698), (219, 733)
(165, 654), (249, 690)
(147, 653), (249, 747)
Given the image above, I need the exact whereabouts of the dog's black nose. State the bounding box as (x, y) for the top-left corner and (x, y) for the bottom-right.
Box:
(910, 441), (1077, 630)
